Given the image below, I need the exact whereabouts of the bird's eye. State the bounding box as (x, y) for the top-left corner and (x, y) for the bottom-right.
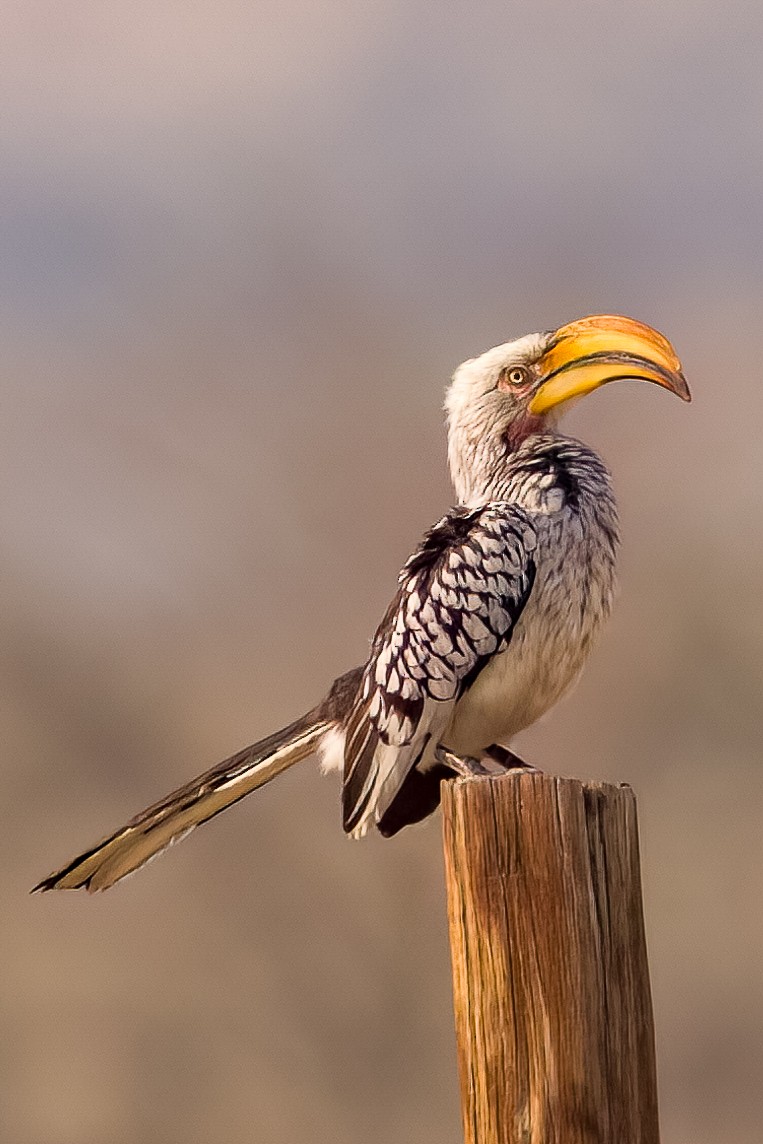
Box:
(499, 365), (531, 391)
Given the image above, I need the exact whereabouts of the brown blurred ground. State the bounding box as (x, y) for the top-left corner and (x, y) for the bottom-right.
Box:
(3, 4), (763, 1142)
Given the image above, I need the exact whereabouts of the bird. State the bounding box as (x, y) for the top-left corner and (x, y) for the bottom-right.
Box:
(34, 313), (690, 893)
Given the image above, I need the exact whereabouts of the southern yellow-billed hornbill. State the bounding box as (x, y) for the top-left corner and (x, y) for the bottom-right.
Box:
(35, 314), (690, 892)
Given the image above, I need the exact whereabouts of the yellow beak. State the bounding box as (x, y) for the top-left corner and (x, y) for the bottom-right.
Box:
(529, 314), (691, 416)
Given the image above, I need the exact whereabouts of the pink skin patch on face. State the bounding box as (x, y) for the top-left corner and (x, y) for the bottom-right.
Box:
(505, 412), (545, 447)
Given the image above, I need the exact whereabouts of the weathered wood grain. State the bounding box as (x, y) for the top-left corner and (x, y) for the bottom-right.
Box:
(442, 771), (659, 1144)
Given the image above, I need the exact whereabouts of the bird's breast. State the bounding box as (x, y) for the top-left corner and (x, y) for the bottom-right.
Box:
(443, 505), (618, 755)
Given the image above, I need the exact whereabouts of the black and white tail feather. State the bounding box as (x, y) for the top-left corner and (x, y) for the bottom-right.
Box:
(32, 713), (331, 893)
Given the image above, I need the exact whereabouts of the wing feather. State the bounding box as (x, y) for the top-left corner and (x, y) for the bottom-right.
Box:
(342, 503), (536, 834)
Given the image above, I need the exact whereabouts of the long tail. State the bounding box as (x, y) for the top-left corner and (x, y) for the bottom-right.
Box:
(33, 710), (330, 893)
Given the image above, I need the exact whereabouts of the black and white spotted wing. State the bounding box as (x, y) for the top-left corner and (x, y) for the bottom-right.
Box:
(342, 503), (537, 834)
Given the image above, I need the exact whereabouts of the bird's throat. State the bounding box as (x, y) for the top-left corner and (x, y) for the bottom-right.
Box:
(505, 412), (546, 448)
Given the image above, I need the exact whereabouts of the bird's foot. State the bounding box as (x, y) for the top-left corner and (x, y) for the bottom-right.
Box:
(435, 746), (492, 778)
(483, 744), (542, 773)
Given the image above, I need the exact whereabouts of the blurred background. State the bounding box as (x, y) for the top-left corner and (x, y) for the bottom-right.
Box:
(3, 2), (762, 1141)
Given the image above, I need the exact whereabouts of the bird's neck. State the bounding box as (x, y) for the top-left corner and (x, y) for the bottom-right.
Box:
(447, 415), (546, 506)
(449, 425), (612, 517)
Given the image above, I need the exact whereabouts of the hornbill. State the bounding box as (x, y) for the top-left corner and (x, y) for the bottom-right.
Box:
(35, 314), (690, 893)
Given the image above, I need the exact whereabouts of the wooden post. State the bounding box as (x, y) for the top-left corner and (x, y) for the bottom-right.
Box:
(442, 771), (659, 1144)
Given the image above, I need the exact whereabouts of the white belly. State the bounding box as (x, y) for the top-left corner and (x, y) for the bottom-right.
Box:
(442, 623), (585, 754)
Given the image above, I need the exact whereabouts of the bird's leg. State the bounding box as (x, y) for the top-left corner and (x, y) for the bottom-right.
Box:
(435, 745), (492, 778)
(483, 744), (541, 773)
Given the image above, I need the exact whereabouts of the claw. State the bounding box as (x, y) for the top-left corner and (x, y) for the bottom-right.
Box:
(483, 744), (540, 772)
(435, 746), (492, 778)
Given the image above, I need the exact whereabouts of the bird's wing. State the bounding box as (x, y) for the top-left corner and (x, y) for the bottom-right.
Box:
(342, 503), (537, 834)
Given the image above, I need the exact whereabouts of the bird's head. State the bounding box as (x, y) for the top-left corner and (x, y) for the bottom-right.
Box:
(446, 313), (690, 503)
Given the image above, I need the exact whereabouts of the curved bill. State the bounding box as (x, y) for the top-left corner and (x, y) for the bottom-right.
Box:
(529, 314), (691, 416)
